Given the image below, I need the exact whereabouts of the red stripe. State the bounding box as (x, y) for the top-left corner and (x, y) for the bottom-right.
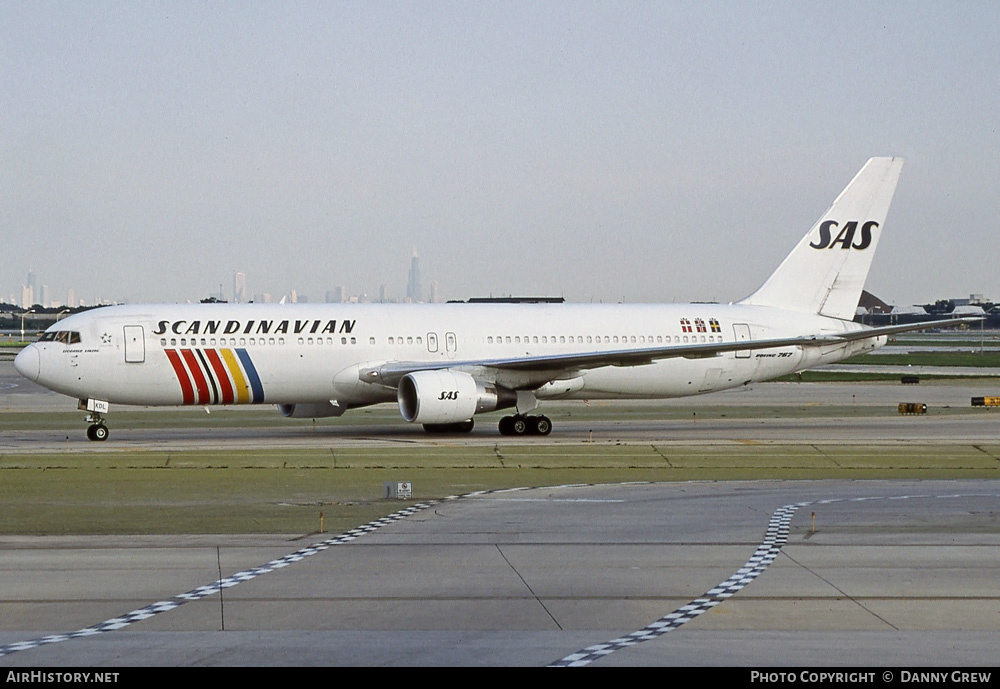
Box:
(181, 349), (210, 405)
(204, 349), (234, 404)
(165, 349), (194, 405)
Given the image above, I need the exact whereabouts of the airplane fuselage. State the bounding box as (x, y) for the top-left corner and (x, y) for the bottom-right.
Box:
(18, 301), (883, 409)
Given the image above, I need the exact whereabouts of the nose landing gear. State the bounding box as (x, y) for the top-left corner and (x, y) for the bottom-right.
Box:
(79, 398), (110, 442)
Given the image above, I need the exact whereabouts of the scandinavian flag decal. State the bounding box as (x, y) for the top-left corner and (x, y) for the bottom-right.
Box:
(164, 348), (264, 405)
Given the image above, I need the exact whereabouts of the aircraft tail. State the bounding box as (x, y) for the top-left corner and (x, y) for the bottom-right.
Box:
(739, 157), (904, 321)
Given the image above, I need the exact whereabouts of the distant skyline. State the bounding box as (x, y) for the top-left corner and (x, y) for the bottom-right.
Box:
(2, 258), (442, 308)
(3, 3), (998, 307)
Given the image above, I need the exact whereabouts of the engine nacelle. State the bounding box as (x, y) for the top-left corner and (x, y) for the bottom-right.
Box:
(397, 370), (516, 424)
(278, 402), (346, 418)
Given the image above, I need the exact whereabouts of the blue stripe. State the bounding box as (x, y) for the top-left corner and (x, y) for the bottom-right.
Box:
(235, 348), (265, 403)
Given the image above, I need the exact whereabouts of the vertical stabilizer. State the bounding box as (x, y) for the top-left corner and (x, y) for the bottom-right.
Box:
(739, 157), (903, 321)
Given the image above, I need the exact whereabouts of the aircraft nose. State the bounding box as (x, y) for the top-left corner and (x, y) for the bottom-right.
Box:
(14, 344), (40, 382)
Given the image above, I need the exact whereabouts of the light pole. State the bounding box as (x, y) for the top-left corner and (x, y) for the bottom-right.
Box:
(56, 309), (69, 322)
(19, 309), (35, 341)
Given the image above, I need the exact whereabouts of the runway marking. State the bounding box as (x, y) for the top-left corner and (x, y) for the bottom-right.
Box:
(549, 492), (996, 667)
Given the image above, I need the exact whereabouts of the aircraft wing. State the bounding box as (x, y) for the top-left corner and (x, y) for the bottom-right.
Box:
(830, 317), (984, 341)
(360, 317), (982, 387)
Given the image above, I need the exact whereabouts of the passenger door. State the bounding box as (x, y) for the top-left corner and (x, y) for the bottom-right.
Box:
(124, 326), (145, 363)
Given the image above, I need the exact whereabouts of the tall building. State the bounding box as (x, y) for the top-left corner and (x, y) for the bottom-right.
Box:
(22, 270), (36, 307)
(406, 250), (422, 303)
(233, 272), (247, 303)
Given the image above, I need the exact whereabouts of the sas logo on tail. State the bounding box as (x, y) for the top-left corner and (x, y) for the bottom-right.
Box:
(809, 220), (877, 250)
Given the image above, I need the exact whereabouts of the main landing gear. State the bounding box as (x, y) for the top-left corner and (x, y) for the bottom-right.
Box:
(498, 414), (552, 436)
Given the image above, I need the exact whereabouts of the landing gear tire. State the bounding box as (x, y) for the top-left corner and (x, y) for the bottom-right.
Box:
(87, 424), (109, 442)
(498, 416), (513, 435)
(498, 414), (552, 436)
(532, 415), (552, 436)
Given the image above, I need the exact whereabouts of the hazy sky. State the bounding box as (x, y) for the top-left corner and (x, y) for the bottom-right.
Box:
(3, 2), (998, 307)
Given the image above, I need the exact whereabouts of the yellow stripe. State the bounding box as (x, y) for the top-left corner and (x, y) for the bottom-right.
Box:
(221, 349), (250, 404)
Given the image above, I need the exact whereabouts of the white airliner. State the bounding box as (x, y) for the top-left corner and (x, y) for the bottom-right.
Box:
(14, 157), (971, 441)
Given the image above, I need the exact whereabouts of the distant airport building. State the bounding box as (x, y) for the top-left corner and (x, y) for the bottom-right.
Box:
(856, 291), (1000, 328)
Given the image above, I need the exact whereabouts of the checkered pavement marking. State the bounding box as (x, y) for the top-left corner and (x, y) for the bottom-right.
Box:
(0, 484), (568, 659)
(0, 494), (463, 658)
(550, 493), (991, 666)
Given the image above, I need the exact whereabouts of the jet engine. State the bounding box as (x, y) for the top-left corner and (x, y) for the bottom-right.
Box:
(397, 370), (516, 424)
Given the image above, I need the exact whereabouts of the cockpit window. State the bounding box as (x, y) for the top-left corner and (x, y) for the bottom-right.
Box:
(39, 331), (81, 344)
